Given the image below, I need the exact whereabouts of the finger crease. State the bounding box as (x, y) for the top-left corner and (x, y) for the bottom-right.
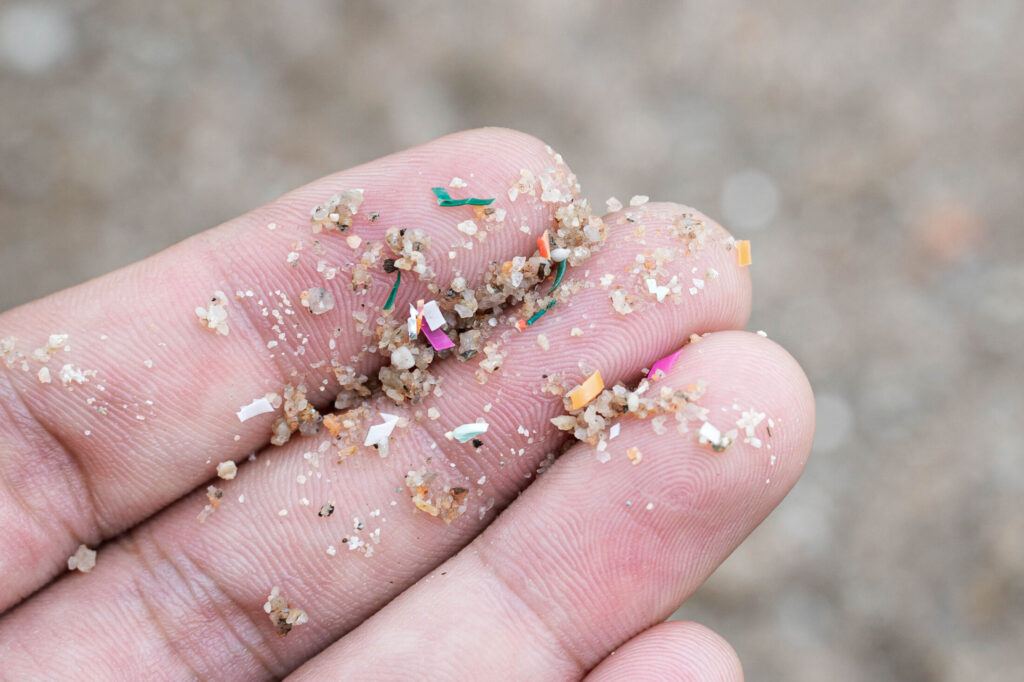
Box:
(474, 548), (589, 676)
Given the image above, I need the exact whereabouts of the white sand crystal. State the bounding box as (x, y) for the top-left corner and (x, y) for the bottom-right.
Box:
(67, 544), (97, 573)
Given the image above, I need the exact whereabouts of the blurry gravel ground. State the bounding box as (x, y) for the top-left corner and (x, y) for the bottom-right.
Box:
(2, 1), (1022, 679)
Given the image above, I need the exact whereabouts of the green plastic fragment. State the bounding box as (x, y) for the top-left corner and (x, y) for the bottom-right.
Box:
(526, 299), (557, 326)
(524, 261), (568, 326)
(383, 270), (401, 310)
(431, 187), (495, 207)
(548, 259), (567, 294)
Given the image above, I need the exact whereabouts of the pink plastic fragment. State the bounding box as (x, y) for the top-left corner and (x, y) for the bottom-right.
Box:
(421, 323), (454, 350)
(648, 349), (683, 380)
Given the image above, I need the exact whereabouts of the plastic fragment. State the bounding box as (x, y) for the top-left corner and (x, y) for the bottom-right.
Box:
(364, 413), (400, 449)
(549, 259), (567, 294)
(431, 187), (495, 207)
(569, 370), (604, 410)
(698, 421), (733, 452)
(421, 300), (446, 331)
(421, 323), (455, 350)
(648, 350), (683, 380)
(237, 397), (275, 422)
(646, 278), (670, 302)
(383, 271), (401, 310)
(526, 299), (557, 326)
(452, 422), (489, 443)
(736, 240), (752, 267)
(537, 230), (551, 259)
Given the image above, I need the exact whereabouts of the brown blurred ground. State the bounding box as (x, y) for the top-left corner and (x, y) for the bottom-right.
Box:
(1, 1), (1022, 679)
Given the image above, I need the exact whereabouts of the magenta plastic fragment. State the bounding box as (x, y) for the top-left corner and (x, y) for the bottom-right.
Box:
(421, 323), (455, 350)
(648, 349), (683, 380)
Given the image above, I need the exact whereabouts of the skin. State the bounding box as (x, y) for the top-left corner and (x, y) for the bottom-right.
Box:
(0, 128), (814, 680)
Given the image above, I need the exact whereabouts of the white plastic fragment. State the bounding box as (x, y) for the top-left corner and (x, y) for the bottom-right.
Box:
(550, 248), (571, 262)
(407, 309), (419, 339)
(451, 422), (489, 443)
(698, 421), (721, 444)
(237, 397), (274, 422)
(364, 413), (400, 453)
(646, 278), (670, 302)
(421, 300), (446, 331)
(609, 423), (621, 440)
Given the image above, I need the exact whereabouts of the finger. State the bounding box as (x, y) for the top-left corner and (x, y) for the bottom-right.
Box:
(289, 332), (813, 679)
(0, 127), (572, 609)
(585, 621), (743, 682)
(0, 205), (751, 678)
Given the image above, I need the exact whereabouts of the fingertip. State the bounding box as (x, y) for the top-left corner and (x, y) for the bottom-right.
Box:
(586, 620), (743, 682)
(602, 201), (753, 331)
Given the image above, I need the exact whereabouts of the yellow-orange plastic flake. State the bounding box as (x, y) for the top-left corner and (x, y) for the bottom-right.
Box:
(736, 240), (752, 267)
(569, 370), (604, 410)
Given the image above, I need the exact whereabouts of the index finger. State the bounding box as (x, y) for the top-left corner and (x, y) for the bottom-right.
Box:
(0, 127), (576, 610)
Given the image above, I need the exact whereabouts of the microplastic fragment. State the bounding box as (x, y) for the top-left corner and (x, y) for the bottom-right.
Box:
(698, 421), (732, 452)
(648, 350), (683, 380)
(452, 422), (489, 443)
(549, 259), (567, 294)
(537, 230), (551, 259)
(237, 397), (275, 422)
(569, 370), (604, 410)
(407, 311), (419, 340)
(736, 240), (752, 267)
(431, 187), (495, 207)
(421, 323), (455, 350)
(383, 271), (401, 310)
(421, 300), (446, 331)
(609, 423), (621, 440)
(646, 278), (670, 302)
(526, 299), (557, 326)
(364, 413), (400, 448)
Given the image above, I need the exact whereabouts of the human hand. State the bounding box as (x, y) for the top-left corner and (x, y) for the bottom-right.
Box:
(0, 129), (813, 680)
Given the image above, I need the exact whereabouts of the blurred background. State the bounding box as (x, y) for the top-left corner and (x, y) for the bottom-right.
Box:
(1, 1), (1022, 679)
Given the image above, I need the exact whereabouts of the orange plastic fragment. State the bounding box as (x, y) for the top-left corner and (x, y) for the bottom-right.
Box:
(516, 319), (527, 331)
(736, 240), (752, 267)
(568, 370), (604, 410)
(502, 261), (513, 274)
(537, 230), (551, 259)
